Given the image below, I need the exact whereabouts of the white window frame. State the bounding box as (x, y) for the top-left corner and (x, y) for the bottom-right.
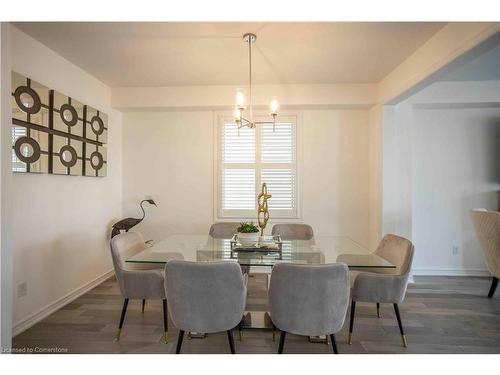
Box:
(214, 111), (302, 221)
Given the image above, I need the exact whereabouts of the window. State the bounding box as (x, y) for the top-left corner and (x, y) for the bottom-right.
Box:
(217, 114), (298, 219)
(12, 126), (27, 172)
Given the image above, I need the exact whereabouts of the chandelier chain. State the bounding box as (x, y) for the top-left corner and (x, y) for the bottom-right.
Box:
(248, 36), (253, 122)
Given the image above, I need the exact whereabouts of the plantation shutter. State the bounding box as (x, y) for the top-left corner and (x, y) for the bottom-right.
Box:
(12, 126), (27, 172)
(220, 124), (256, 212)
(218, 117), (297, 219)
(260, 123), (296, 212)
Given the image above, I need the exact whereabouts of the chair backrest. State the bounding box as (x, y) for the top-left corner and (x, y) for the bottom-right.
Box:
(165, 260), (246, 333)
(110, 231), (147, 270)
(110, 232), (148, 293)
(209, 222), (240, 239)
(269, 263), (349, 336)
(271, 224), (314, 240)
(470, 209), (500, 277)
(374, 234), (414, 276)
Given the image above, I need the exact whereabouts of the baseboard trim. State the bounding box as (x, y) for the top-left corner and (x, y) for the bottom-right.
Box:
(13, 269), (114, 337)
(412, 268), (491, 277)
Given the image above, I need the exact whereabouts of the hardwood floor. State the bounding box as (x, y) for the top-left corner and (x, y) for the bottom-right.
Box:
(12, 275), (500, 354)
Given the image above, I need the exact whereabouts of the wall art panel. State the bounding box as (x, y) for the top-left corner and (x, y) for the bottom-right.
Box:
(11, 72), (108, 177)
(85, 144), (107, 177)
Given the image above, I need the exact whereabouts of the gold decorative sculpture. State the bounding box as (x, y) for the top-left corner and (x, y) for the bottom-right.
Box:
(257, 183), (272, 236)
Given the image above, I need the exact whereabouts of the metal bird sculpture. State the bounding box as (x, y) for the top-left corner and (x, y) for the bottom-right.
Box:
(111, 199), (157, 238)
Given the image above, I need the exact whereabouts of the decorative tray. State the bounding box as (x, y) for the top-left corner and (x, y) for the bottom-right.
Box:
(230, 234), (282, 252)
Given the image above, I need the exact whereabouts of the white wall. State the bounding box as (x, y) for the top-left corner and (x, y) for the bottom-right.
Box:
(122, 109), (371, 247)
(367, 105), (383, 250)
(0, 22), (13, 350)
(382, 104), (414, 240)
(301, 110), (369, 242)
(5, 25), (123, 334)
(412, 105), (500, 274)
(372, 27), (500, 258)
(122, 111), (214, 238)
(383, 80), (500, 275)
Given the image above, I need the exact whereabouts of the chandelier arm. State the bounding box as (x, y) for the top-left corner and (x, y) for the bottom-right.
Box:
(254, 120), (276, 125)
(238, 123), (253, 130)
(237, 117), (253, 129)
(240, 116), (251, 125)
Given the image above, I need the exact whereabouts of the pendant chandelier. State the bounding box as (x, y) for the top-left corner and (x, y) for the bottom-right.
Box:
(234, 33), (279, 133)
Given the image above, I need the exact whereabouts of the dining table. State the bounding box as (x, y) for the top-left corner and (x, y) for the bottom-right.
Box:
(126, 234), (395, 332)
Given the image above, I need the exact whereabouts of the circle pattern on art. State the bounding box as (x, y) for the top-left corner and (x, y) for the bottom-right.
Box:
(90, 116), (104, 136)
(90, 151), (104, 170)
(59, 145), (78, 168)
(14, 136), (41, 164)
(14, 86), (41, 114)
(60, 104), (78, 126)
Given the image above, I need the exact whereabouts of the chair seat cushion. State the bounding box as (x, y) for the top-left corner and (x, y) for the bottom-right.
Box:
(122, 268), (166, 299)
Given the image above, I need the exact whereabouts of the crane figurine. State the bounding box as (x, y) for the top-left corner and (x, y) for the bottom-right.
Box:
(111, 199), (157, 238)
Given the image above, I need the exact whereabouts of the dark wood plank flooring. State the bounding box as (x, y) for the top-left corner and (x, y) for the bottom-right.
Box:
(12, 275), (500, 354)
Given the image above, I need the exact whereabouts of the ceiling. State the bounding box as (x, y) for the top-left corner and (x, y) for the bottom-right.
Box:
(14, 22), (445, 87)
(442, 45), (500, 81)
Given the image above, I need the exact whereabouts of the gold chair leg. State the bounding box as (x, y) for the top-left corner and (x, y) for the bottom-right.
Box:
(163, 331), (169, 344)
(402, 334), (408, 348)
(115, 328), (122, 341)
(393, 304), (407, 348)
(348, 300), (355, 345)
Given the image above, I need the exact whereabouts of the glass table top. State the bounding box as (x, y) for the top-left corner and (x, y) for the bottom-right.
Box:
(126, 235), (395, 269)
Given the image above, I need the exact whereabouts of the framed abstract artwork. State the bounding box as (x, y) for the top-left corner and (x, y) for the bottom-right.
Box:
(11, 72), (108, 177)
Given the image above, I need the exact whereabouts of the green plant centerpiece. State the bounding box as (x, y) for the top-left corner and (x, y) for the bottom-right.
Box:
(237, 222), (259, 233)
(237, 221), (260, 247)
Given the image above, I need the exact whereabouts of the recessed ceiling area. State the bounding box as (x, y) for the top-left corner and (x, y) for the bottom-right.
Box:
(14, 22), (445, 87)
(441, 45), (500, 81)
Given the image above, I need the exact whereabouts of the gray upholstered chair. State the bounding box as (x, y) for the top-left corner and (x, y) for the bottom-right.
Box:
(470, 209), (500, 297)
(268, 263), (350, 354)
(271, 223), (314, 240)
(209, 222), (240, 238)
(165, 260), (247, 354)
(209, 222), (251, 277)
(348, 234), (414, 348)
(110, 232), (168, 343)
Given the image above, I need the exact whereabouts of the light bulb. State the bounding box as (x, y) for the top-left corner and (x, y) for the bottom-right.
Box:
(234, 107), (242, 121)
(269, 98), (279, 115)
(235, 90), (246, 109)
